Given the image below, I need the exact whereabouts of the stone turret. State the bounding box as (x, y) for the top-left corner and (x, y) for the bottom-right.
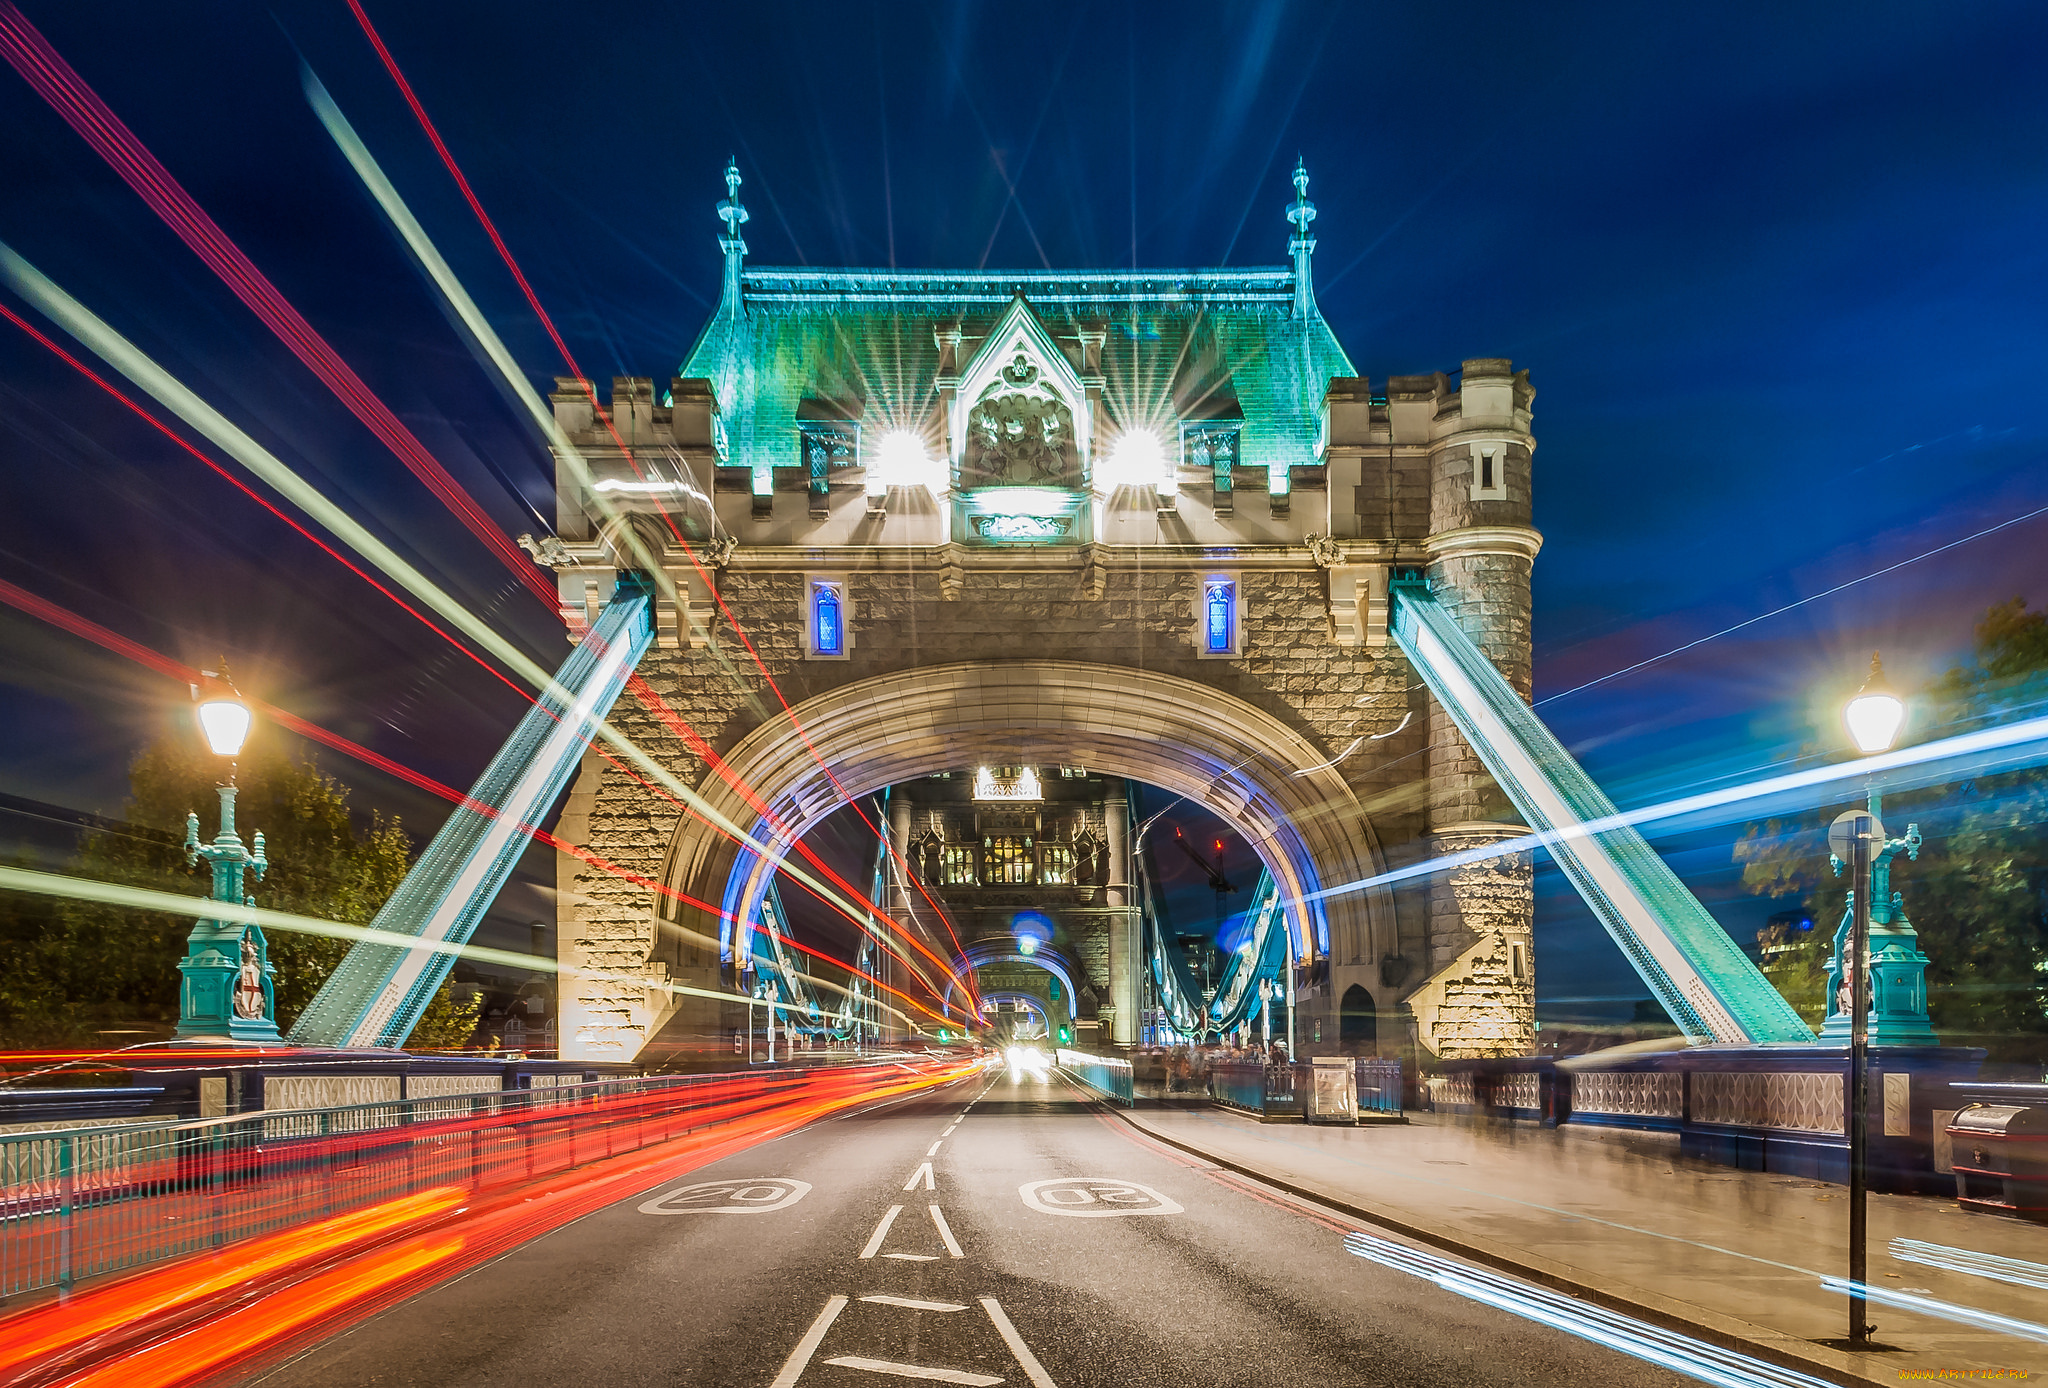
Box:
(1420, 359), (1539, 1054)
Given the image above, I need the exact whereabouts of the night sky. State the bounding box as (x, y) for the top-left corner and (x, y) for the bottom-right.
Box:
(1, 2), (2043, 1015)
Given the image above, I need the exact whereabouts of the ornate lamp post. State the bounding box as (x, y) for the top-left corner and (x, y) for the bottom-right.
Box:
(1822, 655), (1936, 1047)
(1821, 652), (1932, 1349)
(174, 677), (281, 1043)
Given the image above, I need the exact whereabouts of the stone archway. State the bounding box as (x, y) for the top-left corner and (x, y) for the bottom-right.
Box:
(642, 661), (1399, 1045)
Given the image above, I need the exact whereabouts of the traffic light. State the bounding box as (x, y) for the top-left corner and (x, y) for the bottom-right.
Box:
(1057, 1026), (1071, 1045)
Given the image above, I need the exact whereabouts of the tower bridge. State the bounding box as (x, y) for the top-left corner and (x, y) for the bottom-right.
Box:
(293, 160), (1808, 1066)
(538, 160), (1545, 1066)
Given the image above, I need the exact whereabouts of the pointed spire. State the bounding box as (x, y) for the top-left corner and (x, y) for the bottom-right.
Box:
(716, 156), (749, 319)
(1286, 156), (1318, 318)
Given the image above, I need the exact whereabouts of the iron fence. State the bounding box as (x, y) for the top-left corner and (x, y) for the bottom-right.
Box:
(0, 1063), (891, 1300)
(1056, 1049), (1134, 1106)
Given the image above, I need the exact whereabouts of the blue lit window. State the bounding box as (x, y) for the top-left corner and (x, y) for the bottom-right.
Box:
(1203, 579), (1236, 655)
(807, 579), (848, 659)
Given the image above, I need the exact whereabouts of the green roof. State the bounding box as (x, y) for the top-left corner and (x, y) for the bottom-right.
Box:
(680, 268), (1355, 479)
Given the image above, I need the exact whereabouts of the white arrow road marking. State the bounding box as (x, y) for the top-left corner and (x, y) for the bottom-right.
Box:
(903, 1161), (936, 1191)
(929, 1204), (964, 1258)
(980, 1299), (1058, 1388)
(821, 1355), (1002, 1385)
(882, 1253), (938, 1261)
(768, 1295), (848, 1388)
(859, 1205), (905, 1260)
(861, 1295), (968, 1312)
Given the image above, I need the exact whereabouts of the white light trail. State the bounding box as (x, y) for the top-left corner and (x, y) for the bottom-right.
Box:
(0, 863), (929, 1028)
(1887, 1238), (2048, 1293)
(1307, 711), (2048, 907)
(1345, 1232), (1836, 1388)
(1821, 1278), (2048, 1344)
(0, 240), (943, 1000)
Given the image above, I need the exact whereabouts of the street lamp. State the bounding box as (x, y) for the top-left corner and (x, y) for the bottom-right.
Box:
(1844, 653), (1905, 754)
(1826, 651), (1932, 1349)
(174, 674), (281, 1044)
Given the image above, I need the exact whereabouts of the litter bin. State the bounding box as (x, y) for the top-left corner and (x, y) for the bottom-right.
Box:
(1305, 1057), (1358, 1125)
(1948, 1104), (2048, 1216)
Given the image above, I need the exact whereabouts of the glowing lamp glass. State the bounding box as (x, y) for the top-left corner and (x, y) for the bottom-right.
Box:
(1845, 691), (1904, 754)
(197, 698), (251, 758)
(1105, 430), (1168, 491)
(873, 430), (944, 494)
(1017, 935), (1038, 957)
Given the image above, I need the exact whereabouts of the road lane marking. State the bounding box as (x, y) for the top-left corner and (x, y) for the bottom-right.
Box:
(859, 1205), (904, 1259)
(928, 1203), (963, 1258)
(926, 1140), (944, 1156)
(942, 1125), (957, 1136)
(881, 1252), (938, 1260)
(1017, 1178), (1183, 1218)
(861, 1295), (968, 1312)
(980, 1298), (1059, 1388)
(821, 1355), (1001, 1385)
(638, 1177), (811, 1215)
(903, 1161), (936, 1191)
(768, 1295), (848, 1388)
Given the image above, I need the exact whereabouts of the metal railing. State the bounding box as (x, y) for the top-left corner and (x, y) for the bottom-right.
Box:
(1356, 1059), (1404, 1116)
(0, 1063), (900, 1299)
(1056, 1049), (1134, 1106)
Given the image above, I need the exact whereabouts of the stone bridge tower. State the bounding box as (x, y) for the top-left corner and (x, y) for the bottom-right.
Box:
(541, 161), (1539, 1065)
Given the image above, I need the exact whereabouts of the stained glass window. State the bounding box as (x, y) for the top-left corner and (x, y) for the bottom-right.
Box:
(1204, 579), (1236, 655)
(984, 835), (1035, 885)
(812, 582), (843, 656)
(1039, 844), (1075, 885)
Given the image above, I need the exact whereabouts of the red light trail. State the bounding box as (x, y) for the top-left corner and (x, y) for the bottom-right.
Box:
(0, 1), (977, 1015)
(342, 0), (971, 969)
(0, 1), (555, 610)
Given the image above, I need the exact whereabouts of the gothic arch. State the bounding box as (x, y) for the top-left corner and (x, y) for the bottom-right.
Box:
(655, 660), (1398, 984)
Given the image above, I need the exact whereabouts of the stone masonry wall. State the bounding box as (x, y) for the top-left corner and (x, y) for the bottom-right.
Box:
(560, 556), (1432, 1059)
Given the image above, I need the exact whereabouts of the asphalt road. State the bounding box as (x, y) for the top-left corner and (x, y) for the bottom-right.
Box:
(245, 1064), (1701, 1388)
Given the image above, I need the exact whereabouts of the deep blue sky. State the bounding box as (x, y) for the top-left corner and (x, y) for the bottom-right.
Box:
(0, 2), (2043, 1006)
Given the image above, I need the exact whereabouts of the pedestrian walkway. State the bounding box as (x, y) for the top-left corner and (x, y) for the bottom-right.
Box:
(1119, 1101), (2047, 1386)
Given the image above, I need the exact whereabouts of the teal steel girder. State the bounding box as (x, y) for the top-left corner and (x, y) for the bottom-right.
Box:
(289, 581), (656, 1050)
(1388, 581), (1811, 1045)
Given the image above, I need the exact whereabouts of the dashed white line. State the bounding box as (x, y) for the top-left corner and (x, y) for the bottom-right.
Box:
(942, 1125), (957, 1137)
(861, 1294), (968, 1312)
(881, 1252), (939, 1261)
(926, 1140), (945, 1156)
(928, 1203), (964, 1258)
(768, 1295), (848, 1388)
(859, 1205), (904, 1260)
(980, 1298), (1058, 1388)
(903, 1160), (935, 1191)
(821, 1356), (1001, 1385)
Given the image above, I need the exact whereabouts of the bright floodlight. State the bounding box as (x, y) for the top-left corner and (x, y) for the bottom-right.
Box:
(1844, 652), (1905, 754)
(873, 429), (943, 494)
(196, 698), (252, 758)
(1105, 429), (1168, 491)
(1017, 934), (1038, 956)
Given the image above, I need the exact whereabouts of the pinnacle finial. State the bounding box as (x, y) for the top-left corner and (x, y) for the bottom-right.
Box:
(717, 157), (749, 238)
(1287, 159), (1316, 234)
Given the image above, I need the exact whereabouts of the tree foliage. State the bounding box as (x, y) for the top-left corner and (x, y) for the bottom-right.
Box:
(0, 738), (413, 1044)
(1735, 598), (2048, 1068)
